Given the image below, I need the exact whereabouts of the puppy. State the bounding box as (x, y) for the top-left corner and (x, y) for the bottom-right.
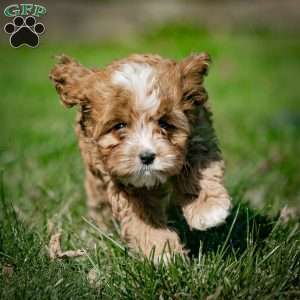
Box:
(50, 53), (231, 261)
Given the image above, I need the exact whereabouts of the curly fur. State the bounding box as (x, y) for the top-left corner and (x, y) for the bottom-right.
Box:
(49, 53), (231, 262)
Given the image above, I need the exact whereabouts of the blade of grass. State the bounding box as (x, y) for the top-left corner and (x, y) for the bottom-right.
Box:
(219, 204), (240, 257)
(82, 216), (126, 252)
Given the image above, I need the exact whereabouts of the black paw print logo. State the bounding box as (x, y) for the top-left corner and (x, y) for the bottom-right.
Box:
(4, 16), (45, 48)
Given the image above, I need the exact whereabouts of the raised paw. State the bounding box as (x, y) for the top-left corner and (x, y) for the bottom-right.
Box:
(4, 16), (45, 48)
(182, 195), (231, 231)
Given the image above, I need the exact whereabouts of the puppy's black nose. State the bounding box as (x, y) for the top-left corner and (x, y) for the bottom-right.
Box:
(139, 151), (156, 165)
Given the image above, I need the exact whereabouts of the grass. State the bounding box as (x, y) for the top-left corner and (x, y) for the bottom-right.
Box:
(0, 24), (300, 299)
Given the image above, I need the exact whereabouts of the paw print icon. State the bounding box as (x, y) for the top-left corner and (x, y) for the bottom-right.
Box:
(4, 16), (45, 48)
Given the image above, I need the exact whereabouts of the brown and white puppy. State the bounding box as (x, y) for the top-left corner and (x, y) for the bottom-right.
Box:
(49, 53), (231, 261)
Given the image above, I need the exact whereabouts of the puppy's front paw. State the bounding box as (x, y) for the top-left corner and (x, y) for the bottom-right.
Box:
(183, 196), (231, 231)
(141, 229), (185, 264)
(153, 248), (187, 265)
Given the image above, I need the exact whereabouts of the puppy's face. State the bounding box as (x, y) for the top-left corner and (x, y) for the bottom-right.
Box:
(50, 54), (210, 188)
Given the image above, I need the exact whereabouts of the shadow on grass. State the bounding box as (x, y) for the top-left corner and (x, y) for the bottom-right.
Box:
(169, 203), (275, 258)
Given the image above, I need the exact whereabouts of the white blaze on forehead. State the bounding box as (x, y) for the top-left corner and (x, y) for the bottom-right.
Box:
(112, 62), (160, 112)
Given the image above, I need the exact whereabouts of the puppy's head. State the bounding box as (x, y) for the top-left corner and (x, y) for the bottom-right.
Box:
(50, 53), (210, 188)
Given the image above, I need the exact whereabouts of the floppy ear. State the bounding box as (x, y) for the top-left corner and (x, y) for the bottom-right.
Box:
(180, 53), (211, 105)
(49, 55), (93, 108)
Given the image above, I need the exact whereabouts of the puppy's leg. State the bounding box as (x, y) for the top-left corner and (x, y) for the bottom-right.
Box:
(111, 189), (184, 262)
(179, 160), (231, 231)
(75, 122), (112, 230)
(85, 170), (112, 230)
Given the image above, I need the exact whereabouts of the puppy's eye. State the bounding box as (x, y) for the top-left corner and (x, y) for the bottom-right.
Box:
(158, 118), (175, 130)
(113, 122), (127, 131)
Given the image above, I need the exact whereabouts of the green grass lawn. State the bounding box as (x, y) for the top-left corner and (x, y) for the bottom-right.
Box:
(1, 25), (300, 299)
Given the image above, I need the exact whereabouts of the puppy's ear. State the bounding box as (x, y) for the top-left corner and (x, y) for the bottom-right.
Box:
(180, 53), (211, 105)
(49, 55), (93, 108)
